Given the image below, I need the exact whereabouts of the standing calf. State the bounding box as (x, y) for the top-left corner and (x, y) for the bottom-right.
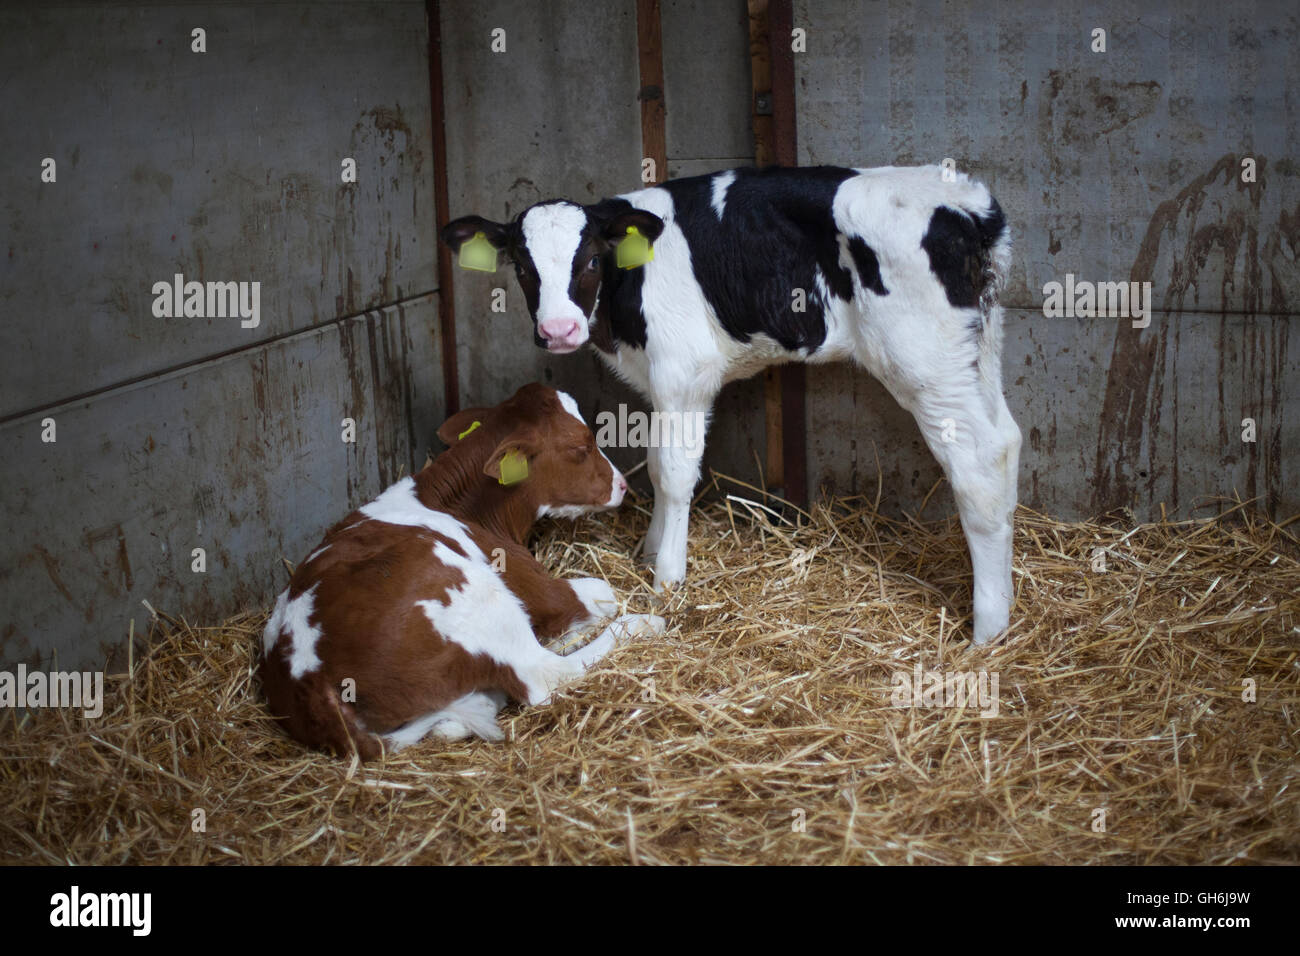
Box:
(260, 383), (664, 759)
(444, 165), (1020, 644)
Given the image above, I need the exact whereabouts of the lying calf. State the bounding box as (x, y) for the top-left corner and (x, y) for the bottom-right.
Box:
(260, 383), (663, 759)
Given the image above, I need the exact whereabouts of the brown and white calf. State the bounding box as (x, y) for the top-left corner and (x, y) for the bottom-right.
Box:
(260, 383), (663, 759)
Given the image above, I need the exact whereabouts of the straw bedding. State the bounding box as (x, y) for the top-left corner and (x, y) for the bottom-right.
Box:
(2, 477), (1297, 865)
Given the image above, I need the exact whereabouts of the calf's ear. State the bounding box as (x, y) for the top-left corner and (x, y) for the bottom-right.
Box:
(601, 209), (665, 245)
(441, 216), (509, 252)
(483, 434), (541, 486)
(437, 407), (493, 446)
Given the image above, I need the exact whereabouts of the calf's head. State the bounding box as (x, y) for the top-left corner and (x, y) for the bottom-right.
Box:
(437, 383), (627, 517)
(442, 201), (665, 353)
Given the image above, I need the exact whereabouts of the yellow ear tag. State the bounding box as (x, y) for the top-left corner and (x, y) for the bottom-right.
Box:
(498, 449), (529, 486)
(457, 420), (482, 440)
(458, 231), (499, 273)
(616, 226), (654, 270)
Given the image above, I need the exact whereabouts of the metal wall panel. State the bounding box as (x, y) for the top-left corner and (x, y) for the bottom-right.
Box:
(0, 2), (444, 671)
(795, 0), (1299, 518)
(0, 2), (436, 419)
(2, 300), (443, 672)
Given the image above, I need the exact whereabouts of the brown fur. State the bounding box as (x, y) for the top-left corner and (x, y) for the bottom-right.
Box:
(260, 383), (623, 759)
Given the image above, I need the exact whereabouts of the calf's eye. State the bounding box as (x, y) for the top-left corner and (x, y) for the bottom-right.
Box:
(586, 255), (600, 272)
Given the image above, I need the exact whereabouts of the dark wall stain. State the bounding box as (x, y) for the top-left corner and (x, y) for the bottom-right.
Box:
(1262, 203), (1300, 311)
(85, 523), (133, 593)
(338, 317), (369, 506)
(365, 313), (392, 489)
(33, 545), (77, 607)
(1044, 71), (1163, 146)
(361, 105), (425, 174)
(1093, 154), (1290, 515)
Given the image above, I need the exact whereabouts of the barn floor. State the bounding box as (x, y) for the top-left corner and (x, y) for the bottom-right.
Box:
(3, 481), (1298, 865)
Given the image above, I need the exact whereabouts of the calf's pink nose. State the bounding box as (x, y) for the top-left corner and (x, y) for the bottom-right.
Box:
(540, 318), (579, 342)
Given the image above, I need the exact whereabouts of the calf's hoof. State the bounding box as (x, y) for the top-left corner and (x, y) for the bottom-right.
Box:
(971, 612), (1011, 646)
(651, 561), (686, 594)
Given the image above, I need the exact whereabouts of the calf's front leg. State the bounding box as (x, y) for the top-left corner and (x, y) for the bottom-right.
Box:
(646, 402), (711, 591)
(640, 442), (667, 566)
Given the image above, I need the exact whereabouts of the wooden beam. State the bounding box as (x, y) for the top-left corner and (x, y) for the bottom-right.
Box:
(769, 0), (806, 507)
(748, 0), (784, 492)
(748, 0), (806, 506)
(747, 0), (775, 168)
(636, 0), (667, 185)
(768, 0), (798, 168)
(426, 0), (459, 416)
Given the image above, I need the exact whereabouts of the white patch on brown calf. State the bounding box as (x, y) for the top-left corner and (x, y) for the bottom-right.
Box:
(271, 583), (323, 679)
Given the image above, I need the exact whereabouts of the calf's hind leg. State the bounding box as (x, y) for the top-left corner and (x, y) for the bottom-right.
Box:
(906, 374), (1021, 645)
(853, 306), (1020, 644)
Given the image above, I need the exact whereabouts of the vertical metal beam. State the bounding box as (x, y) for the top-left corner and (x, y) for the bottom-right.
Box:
(636, 0), (668, 185)
(427, 0), (459, 416)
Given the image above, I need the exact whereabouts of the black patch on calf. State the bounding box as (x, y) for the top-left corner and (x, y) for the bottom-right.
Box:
(921, 201), (1007, 310)
(921, 207), (985, 308)
(586, 198), (649, 352)
(659, 165), (857, 352)
(972, 197), (1007, 250)
(505, 233), (546, 347)
(846, 236), (888, 296)
(601, 266), (648, 350)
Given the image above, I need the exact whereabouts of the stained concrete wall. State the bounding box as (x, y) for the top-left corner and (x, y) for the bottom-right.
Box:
(1, 2), (444, 671)
(795, 0), (1299, 520)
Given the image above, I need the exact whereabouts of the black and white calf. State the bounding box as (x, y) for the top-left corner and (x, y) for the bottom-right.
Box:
(443, 165), (1021, 644)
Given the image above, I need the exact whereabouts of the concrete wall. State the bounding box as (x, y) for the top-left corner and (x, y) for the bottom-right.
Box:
(0, 2), (444, 671)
